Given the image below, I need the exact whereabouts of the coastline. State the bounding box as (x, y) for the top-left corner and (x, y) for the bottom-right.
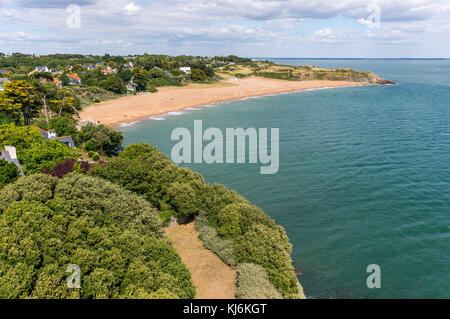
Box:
(79, 77), (371, 127)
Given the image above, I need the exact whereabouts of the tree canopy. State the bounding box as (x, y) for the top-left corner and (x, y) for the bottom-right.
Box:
(0, 174), (195, 299)
(0, 159), (20, 189)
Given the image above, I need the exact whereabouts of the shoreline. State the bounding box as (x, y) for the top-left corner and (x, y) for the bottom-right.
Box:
(79, 77), (372, 127)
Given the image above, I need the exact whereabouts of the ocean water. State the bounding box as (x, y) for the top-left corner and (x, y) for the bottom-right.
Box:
(119, 59), (450, 299)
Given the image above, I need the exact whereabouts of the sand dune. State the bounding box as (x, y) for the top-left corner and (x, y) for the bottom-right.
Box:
(79, 77), (369, 126)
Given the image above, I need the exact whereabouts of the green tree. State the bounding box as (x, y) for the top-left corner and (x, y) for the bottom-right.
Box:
(0, 174), (195, 299)
(0, 123), (43, 151)
(190, 69), (207, 82)
(99, 75), (126, 94)
(0, 159), (20, 189)
(34, 116), (77, 138)
(131, 68), (149, 91)
(0, 80), (39, 125)
(78, 123), (123, 156)
(20, 140), (79, 174)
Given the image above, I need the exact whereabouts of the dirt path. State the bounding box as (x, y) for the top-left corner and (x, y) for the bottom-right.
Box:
(165, 222), (237, 299)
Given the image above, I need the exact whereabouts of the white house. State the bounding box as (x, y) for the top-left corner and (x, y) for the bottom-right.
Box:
(35, 66), (50, 73)
(36, 127), (76, 148)
(179, 66), (191, 74)
(126, 77), (137, 91)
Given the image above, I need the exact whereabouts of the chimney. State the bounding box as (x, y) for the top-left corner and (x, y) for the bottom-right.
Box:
(48, 129), (57, 139)
(4, 146), (17, 159)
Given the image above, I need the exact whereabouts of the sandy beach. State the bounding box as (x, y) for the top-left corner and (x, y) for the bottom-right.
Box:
(79, 77), (369, 126)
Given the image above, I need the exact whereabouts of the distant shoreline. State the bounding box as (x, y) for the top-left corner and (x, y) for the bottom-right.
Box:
(79, 77), (372, 127)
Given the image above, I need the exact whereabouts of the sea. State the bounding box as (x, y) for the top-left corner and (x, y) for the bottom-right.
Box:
(118, 59), (450, 299)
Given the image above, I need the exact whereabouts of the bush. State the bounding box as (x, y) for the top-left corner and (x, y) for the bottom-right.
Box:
(87, 151), (94, 158)
(0, 159), (20, 189)
(78, 123), (123, 156)
(234, 224), (299, 299)
(0, 174), (195, 299)
(159, 210), (176, 226)
(217, 202), (276, 239)
(90, 144), (205, 215)
(41, 158), (90, 178)
(89, 143), (301, 298)
(92, 153), (100, 161)
(19, 140), (79, 175)
(0, 123), (43, 151)
(195, 211), (237, 267)
(236, 263), (282, 299)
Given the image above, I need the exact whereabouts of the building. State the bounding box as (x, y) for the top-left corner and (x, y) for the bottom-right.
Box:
(35, 66), (50, 73)
(52, 68), (63, 76)
(53, 77), (62, 88)
(124, 62), (134, 70)
(35, 127), (76, 148)
(0, 78), (9, 91)
(101, 66), (117, 75)
(179, 66), (191, 74)
(0, 146), (24, 176)
(68, 74), (81, 85)
(126, 79), (137, 92)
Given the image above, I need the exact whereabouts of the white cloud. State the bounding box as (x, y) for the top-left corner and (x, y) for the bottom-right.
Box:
(1, 0), (450, 57)
(124, 2), (140, 15)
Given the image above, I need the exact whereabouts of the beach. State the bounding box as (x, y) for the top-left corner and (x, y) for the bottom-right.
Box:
(79, 77), (369, 126)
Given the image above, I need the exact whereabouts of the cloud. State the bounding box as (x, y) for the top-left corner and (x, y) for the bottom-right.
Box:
(1, 0), (450, 57)
(16, 0), (95, 8)
(124, 2), (140, 15)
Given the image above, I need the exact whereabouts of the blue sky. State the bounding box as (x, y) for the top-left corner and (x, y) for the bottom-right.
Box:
(1, 0), (449, 57)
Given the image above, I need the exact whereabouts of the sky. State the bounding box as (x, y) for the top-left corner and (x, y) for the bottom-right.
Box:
(1, 0), (449, 58)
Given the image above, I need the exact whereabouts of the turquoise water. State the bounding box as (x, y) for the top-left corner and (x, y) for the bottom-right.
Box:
(119, 59), (450, 299)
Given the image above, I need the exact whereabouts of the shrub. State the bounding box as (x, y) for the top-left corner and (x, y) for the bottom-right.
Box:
(78, 123), (123, 156)
(0, 159), (20, 189)
(87, 151), (94, 158)
(217, 202), (276, 239)
(89, 143), (301, 298)
(195, 211), (237, 267)
(203, 183), (248, 226)
(0, 174), (195, 299)
(159, 210), (176, 226)
(0, 123), (42, 151)
(92, 153), (100, 161)
(90, 144), (205, 215)
(234, 224), (299, 299)
(19, 140), (79, 175)
(41, 158), (90, 178)
(236, 263), (282, 299)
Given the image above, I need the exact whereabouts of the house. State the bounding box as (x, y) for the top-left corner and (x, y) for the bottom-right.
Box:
(0, 146), (24, 176)
(179, 67), (191, 74)
(35, 66), (50, 73)
(126, 78), (137, 91)
(101, 66), (117, 75)
(52, 68), (63, 76)
(68, 74), (81, 85)
(0, 78), (9, 91)
(53, 77), (62, 88)
(35, 127), (76, 148)
(124, 62), (134, 70)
